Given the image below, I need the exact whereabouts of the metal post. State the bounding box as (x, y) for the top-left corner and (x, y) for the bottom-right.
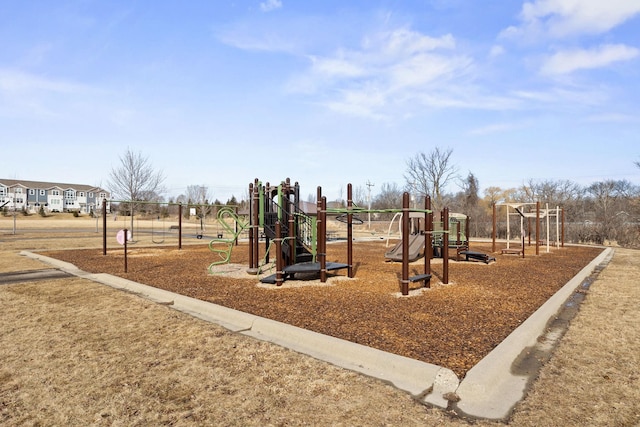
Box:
(102, 198), (107, 256)
(535, 201), (540, 256)
(401, 192), (410, 296)
(123, 228), (128, 273)
(347, 183), (354, 278)
(492, 203), (496, 253)
(443, 207), (449, 285)
(253, 180), (260, 268)
(288, 186), (295, 265)
(178, 203), (183, 250)
(320, 195), (327, 283)
(425, 196), (431, 287)
(556, 206), (560, 249)
(317, 187), (325, 282)
(561, 208), (565, 248)
(248, 182), (254, 271)
(546, 203), (550, 253)
(275, 221), (283, 286)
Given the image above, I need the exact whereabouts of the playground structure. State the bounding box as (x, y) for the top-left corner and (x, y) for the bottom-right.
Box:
(243, 178), (343, 282)
(491, 202), (565, 258)
(242, 178), (445, 295)
(384, 210), (495, 264)
(384, 211), (472, 261)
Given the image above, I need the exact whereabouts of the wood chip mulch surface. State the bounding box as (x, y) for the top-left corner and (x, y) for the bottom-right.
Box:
(44, 242), (602, 378)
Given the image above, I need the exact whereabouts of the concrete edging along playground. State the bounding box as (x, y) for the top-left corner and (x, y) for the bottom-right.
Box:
(21, 247), (613, 420)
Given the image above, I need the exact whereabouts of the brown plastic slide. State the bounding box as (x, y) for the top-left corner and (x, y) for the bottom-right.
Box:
(384, 234), (425, 262)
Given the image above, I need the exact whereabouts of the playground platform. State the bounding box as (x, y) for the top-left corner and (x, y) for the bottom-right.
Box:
(259, 261), (349, 284)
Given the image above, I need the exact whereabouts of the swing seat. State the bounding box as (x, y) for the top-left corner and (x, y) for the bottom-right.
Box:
(501, 248), (523, 255)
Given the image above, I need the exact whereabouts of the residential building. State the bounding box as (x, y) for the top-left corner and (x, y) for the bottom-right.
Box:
(0, 179), (110, 214)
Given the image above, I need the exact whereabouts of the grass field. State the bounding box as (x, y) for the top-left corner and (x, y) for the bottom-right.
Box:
(1, 215), (639, 425)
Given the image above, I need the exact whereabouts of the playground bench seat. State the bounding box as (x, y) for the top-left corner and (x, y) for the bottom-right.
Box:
(409, 273), (431, 287)
(501, 248), (522, 255)
(458, 250), (496, 264)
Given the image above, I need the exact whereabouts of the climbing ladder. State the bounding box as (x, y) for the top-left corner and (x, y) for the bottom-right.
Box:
(207, 207), (249, 273)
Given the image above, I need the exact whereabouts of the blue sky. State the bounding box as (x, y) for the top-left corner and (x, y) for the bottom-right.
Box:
(1, 0), (639, 202)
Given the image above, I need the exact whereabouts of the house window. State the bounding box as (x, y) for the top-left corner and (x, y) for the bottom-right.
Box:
(52, 190), (60, 196)
(78, 192), (85, 197)
(29, 189), (35, 195)
(40, 190), (45, 196)
(15, 188), (23, 193)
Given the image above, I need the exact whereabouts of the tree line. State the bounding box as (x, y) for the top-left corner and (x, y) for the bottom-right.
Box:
(348, 149), (640, 248)
(108, 148), (639, 247)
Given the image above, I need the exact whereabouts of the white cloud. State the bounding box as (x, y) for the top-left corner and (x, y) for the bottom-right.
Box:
(468, 122), (525, 136)
(287, 27), (474, 119)
(260, 0), (282, 13)
(541, 44), (639, 75)
(216, 29), (297, 53)
(585, 112), (639, 123)
(502, 0), (640, 39)
(489, 45), (505, 58)
(309, 55), (366, 78)
(0, 68), (88, 93)
(325, 85), (388, 120)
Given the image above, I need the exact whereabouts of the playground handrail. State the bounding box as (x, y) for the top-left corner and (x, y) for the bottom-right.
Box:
(264, 198), (317, 261)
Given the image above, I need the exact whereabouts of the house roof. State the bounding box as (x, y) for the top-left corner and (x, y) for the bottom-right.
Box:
(0, 179), (108, 193)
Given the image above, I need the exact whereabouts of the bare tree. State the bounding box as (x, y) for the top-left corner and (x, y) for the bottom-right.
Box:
(185, 185), (213, 226)
(586, 180), (624, 244)
(352, 185), (367, 207)
(460, 172), (484, 236)
(482, 186), (504, 207)
(372, 182), (404, 219)
(108, 148), (166, 239)
(404, 147), (457, 212)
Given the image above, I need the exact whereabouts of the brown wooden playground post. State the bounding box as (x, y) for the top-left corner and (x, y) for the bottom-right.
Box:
(424, 195), (432, 284)
(319, 193), (327, 283)
(535, 201), (540, 256)
(443, 207), (449, 285)
(178, 204), (182, 250)
(275, 221), (283, 286)
(492, 202), (497, 253)
(252, 180), (260, 271)
(400, 193), (437, 296)
(286, 180), (296, 264)
(247, 182), (254, 271)
(347, 184), (354, 278)
(102, 198), (107, 255)
(401, 192), (410, 295)
(561, 208), (565, 248)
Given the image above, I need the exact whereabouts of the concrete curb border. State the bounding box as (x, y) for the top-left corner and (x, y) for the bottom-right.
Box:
(453, 247), (613, 419)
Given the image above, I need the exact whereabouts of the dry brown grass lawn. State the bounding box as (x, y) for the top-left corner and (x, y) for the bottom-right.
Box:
(1, 217), (639, 425)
